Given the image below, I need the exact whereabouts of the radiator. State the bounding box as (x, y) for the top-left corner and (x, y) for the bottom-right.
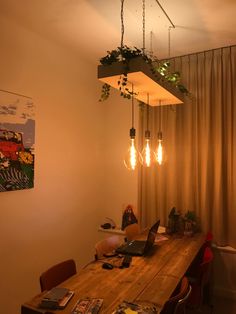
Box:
(212, 244), (236, 300)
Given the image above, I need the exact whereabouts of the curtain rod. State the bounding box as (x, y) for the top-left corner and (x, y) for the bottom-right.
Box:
(163, 44), (236, 61)
(155, 0), (175, 28)
(0, 89), (32, 99)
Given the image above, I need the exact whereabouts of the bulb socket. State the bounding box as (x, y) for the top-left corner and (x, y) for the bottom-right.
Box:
(145, 130), (151, 139)
(158, 131), (163, 140)
(130, 127), (136, 139)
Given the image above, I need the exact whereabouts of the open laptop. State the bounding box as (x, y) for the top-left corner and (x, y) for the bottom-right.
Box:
(116, 220), (160, 256)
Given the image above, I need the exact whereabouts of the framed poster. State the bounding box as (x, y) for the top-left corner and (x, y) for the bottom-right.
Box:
(0, 90), (35, 191)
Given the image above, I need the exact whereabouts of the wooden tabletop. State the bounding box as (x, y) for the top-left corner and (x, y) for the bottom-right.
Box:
(21, 233), (205, 314)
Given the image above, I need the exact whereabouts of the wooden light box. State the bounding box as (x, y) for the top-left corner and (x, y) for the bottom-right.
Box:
(98, 56), (184, 106)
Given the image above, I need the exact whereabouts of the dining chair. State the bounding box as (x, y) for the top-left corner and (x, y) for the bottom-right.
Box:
(95, 235), (124, 260)
(187, 246), (214, 309)
(174, 285), (192, 314)
(124, 223), (140, 241)
(160, 276), (191, 314)
(186, 231), (213, 277)
(40, 259), (77, 292)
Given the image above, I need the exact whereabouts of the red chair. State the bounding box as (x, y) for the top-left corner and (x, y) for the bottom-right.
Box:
(40, 259), (77, 291)
(187, 246), (214, 308)
(186, 231), (213, 277)
(160, 277), (192, 314)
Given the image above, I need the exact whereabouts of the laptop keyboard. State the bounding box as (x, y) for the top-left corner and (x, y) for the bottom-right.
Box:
(122, 240), (146, 253)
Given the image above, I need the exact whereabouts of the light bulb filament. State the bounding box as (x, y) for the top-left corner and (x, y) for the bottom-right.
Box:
(130, 138), (137, 170)
(157, 140), (163, 165)
(144, 140), (151, 167)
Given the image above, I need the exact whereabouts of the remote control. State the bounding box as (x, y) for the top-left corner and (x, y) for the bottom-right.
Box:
(121, 255), (132, 268)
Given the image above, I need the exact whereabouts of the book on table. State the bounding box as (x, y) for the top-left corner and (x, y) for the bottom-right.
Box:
(40, 287), (74, 309)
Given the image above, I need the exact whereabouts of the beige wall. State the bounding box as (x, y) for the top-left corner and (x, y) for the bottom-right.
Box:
(0, 15), (138, 314)
(103, 96), (139, 226)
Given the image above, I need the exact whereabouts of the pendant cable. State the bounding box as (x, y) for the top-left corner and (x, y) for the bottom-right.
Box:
(142, 0), (146, 55)
(120, 0), (125, 49)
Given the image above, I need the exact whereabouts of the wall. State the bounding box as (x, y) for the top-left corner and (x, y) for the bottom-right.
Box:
(102, 96), (139, 227)
(0, 14), (138, 314)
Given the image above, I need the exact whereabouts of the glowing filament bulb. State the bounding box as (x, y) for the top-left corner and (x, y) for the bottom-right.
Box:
(124, 128), (139, 171)
(140, 130), (155, 167)
(157, 139), (163, 165)
(143, 139), (151, 167)
(130, 138), (137, 170)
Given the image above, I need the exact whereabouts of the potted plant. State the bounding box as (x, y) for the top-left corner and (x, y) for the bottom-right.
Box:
(98, 46), (189, 103)
(183, 210), (198, 236)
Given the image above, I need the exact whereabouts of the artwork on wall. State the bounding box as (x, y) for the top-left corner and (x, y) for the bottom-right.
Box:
(0, 90), (35, 192)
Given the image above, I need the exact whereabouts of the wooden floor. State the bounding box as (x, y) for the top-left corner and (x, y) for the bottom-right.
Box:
(186, 296), (236, 314)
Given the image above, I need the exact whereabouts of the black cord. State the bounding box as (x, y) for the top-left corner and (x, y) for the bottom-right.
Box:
(120, 0), (124, 49)
(131, 84), (134, 128)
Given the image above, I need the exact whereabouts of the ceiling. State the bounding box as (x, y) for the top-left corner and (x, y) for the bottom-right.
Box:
(1, 0), (236, 63)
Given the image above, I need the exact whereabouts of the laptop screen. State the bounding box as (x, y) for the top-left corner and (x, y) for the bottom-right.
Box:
(144, 220), (160, 253)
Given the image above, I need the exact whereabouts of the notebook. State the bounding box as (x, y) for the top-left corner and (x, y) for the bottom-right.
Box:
(40, 287), (74, 309)
(115, 220), (160, 256)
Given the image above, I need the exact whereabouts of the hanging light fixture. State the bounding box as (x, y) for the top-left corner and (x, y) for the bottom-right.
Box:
(154, 27), (175, 165)
(140, 94), (155, 167)
(98, 0), (186, 106)
(155, 100), (165, 165)
(124, 85), (139, 171)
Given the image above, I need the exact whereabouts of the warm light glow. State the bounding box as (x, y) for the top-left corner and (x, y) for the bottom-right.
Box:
(124, 138), (138, 170)
(141, 138), (152, 167)
(130, 138), (137, 170)
(156, 139), (163, 165)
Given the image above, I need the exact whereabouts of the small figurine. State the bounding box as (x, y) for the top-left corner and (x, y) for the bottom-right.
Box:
(121, 204), (138, 230)
(167, 207), (181, 234)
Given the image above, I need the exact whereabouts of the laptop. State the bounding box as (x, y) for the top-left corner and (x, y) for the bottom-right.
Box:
(116, 220), (160, 256)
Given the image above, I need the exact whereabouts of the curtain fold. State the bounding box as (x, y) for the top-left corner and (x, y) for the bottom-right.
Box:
(138, 45), (236, 247)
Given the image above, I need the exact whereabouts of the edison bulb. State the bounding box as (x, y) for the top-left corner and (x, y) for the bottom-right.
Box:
(124, 138), (139, 170)
(140, 138), (155, 167)
(156, 139), (164, 165)
(155, 132), (166, 165)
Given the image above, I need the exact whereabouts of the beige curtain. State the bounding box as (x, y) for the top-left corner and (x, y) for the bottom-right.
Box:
(138, 45), (236, 247)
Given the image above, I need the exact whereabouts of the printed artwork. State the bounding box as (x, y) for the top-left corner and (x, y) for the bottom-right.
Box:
(0, 90), (35, 192)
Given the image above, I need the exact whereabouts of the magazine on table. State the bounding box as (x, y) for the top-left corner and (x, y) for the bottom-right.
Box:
(71, 298), (103, 314)
(112, 301), (158, 314)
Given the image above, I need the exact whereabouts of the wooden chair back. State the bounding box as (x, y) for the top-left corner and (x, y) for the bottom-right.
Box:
(40, 259), (76, 291)
(174, 285), (192, 314)
(160, 277), (190, 314)
(95, 235), (123, 260)
(124, 223), (141, 241)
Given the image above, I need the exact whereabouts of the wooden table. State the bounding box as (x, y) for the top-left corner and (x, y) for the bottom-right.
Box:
(21, 233), (205, 314)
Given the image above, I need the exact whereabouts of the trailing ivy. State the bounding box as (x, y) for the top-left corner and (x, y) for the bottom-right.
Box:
(99, 46), (189, 102)
(99, 83), (110, 102)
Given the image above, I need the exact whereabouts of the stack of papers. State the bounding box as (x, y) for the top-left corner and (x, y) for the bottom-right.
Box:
(112, 301), (157, 314)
